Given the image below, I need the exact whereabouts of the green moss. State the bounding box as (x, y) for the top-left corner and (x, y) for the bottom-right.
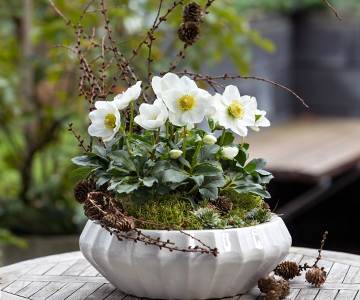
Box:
(121, 193), (204, 230)
(119, 191), (266, 230)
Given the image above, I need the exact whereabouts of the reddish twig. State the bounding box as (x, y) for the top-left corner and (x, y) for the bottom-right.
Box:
(67, 123), (87, 153)
(323, 0), (342, 21)
(86, 6), (124, 13)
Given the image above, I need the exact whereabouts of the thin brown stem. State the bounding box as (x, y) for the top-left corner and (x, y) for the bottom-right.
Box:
(86, 6), (124, 13)
(322, 0), (342, 20)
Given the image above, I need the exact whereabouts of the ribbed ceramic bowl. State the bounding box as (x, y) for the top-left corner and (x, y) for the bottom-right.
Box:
(79, 216), (291, 300)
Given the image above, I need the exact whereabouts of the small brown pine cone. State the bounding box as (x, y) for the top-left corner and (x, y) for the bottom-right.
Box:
(306, 266), (326, 287)
(210, 196), (233, 217)
(178, 22), (201, 45)
(258, 275), (279, 294)
(73, 180), (95, 204)
(101, 214), (119, 228)
(182, 2), (204, 23)
(278, 280), (290, 299)
(274, 261), (301, 280)
(117, 217), (136, 232)
(83, 191), (108, 221)
(265, 289), (280, 300)
(262, 202), (271, 213)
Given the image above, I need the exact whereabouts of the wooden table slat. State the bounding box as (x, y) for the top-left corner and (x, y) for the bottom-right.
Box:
(343, 266), (360, 283)
(295, 288), (320, 300)
(45, 283), (85, 300)
(3, 281), (32, 294)
(104, 289), (128, 300)
(31, 281), (67, 300)
(326, 262), (351, 283)
(44, 260), (78, 276)
(16, 282), (49, 298)
(335, 290), (358, 300)
(83, 283), (116, 300)
(26, 264), (57, 276)
(62, 260), (91, 276)
(65, 282), (103, 300)
(314, 289), (338, 300)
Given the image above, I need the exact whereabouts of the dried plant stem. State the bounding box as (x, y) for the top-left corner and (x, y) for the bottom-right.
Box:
(176, 71), (308, 108)
(86, 6), (124, 13)
(67, 123), (87, 153)
(323, 0), (342, 20)
(314, 231), (328, 267)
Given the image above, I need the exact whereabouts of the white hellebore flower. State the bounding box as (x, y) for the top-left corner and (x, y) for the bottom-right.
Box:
(203, 135), (217, 145)
(214, 85), (255, 137)
(221, 147), (239, 160)
(169, 149), (183, 159)
(152, 73), (180, 99)
(134, 99), (168, 131)
(162, 76), (213, 126)
(248, 97), (270, 132)
(113, 81), (142, 110)
(88, 101), (121, 142)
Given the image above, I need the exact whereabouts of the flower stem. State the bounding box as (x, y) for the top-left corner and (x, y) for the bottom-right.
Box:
(241, 136), (245, 147)
(190, 141), (202, 174)
(219, 128), (226, 147)
(151, 128), (161, 160)
(129, 101), (134, 135)
(120, 128), (132, 155)
(166, 122), (169, 152)
(182, 125), (187, 159)
(170, 125), (174, 141)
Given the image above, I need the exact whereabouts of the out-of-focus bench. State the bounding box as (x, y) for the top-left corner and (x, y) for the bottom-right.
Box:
(236, 116), (360, 220)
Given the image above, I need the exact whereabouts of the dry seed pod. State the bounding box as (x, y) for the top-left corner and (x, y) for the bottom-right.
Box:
(210, 196), (233, 217)
(265, 289), (280, 300)
(178, 22), (201, 45)
(258, 275), (279, 294)
(73, 180), (95, 204)
(274, 261), (301, 280)
(278, 280), (290, 299)
(182, 2), (204, 23)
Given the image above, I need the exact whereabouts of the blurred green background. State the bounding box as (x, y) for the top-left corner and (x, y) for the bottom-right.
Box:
(0, 0), (359, 264)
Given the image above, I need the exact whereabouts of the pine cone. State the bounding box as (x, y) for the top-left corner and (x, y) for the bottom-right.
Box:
(117, 217), (136, 232)
(274, 261), (301, 280)
(178, 22), (201, 45)
(83, 191), (109, 221)
(182, 2), (204, 23)
(262, 202), (271, 213)
(73, 180), (95, 204)
(278, 280), (290, 299)
(258, 275), (279, 294)
(265, 290), (280, 300)
(101, 213), (119, 228)
(306, 266), (326, 287)
(210, 196), (233, 217)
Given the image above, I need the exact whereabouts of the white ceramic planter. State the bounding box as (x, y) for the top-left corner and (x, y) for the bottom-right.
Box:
(79, 216), (291, 300)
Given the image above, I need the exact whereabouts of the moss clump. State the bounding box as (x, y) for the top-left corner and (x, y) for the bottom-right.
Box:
(119, 191), (268, 230)
(121, 193), (204, 230)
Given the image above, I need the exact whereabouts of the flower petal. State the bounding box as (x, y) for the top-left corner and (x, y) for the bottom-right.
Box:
(175, 76), (198, 94)
(223, 85), (241, 101)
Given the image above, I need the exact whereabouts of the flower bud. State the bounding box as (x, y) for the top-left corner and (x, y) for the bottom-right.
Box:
(203, 135), (217, 145)
(221, 147), (239, 160)
(169, 149), (183, 159)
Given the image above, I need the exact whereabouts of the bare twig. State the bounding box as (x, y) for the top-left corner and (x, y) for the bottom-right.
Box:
(67, 123), (87, 153)
(314, 231), (328, 267)
(86, 6), (124, 13)
(323, 0), (342, 21)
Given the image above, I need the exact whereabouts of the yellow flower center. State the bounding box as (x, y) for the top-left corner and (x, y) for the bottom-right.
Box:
(178, 95), (195, 111)
(104, 113), (116, 129)
(228, 100), (245, 119)
(152, 116), (158, 120)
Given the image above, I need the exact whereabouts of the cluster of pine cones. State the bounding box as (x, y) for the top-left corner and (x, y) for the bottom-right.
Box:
(73, 180), (135, 232)
(209, 196), (233, 217)
(259, 260), (327, 299)
(178, 2), (204, 45)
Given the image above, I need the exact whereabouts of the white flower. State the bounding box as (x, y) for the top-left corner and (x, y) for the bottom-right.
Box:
(203, 135), (217, 145)
(169, 149), (183, 159)
(88, 101), (121, 142)
(134, 99), (168, 131)
(248, 97), (270, 132)
(152, 73), (180, 99)
(221, 147), (239, 160)
(113, 81), (142, 110)
(215, 85), (255, 137)
(162, 76), (213, 126)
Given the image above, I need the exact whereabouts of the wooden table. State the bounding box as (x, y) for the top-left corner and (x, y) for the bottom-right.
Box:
(1, 247), (359, 300)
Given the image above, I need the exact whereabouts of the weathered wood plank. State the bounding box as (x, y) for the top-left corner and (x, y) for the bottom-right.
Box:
(104, 289), (128, 300)
(65, 282), (104, 300)
(353, 290), (360, 299)
(26, 263), (57, 275)
(79, 265), (99, 277)
(122, 295), (142, 300)
(2, 281), (32, 294)
(46, 282), (84, 300)
(327, 263), (350, 283)
(335, 290), (358, 299)
(295, 288), (319, 299)
(19, 274), (108, 284)
(315, 289), (338, 300)
(62, 259), (91, 276)
(31, 281), (67, 300)
(289, 289), (301, 299)
(1, 291), (31, 299)
(283, 253), (304, 264)
(44, 260), (78, 276)
(83, 283), (116, 300)
(344, 266), (360, 283)
(16, 281), (49, 298)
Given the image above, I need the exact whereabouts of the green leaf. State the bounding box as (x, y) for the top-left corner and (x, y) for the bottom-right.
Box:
(71, 155), (109, 169)
(177, 155), (191, 168)
(222, 132), (235, 146)
(208, 118), (215, 130)
(107, 161), (130, 174)
(249, 158), (267, 171)
(106, 135), (122, 152)
(191, 175), (204, 186)
(235, 148), (249, 166)
(107, 150), (136, 172)
(259, 174), (274, 184)
(116, 182), (140, 194)
(149, 161), (171, 180)
(134, 151), (149, 175)
(198, 174), (226, 199)
(169, 182), (188, 190)
(244, 162), (257, 173)
(140, 176), (158, 187)
(193, 164), (222, 176)
(156, 184), (170, 195)
(96, 174), (112, 189)
(196, 144), (220, 163)
(69, 167), (96, 178)
(94, 145), (107, 157)
(162, 168), (189, 183)
(131, 186), (153, 205)
(183, 196), (197, 209)
(120, 115), (126, 131)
